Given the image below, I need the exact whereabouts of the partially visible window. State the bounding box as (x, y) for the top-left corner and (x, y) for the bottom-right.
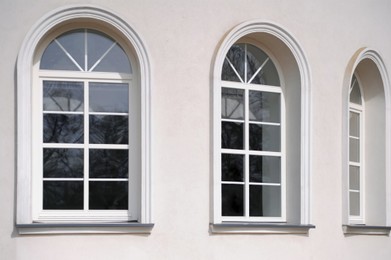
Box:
(219, 43), (285, 221)
(348, 74), (364, 223)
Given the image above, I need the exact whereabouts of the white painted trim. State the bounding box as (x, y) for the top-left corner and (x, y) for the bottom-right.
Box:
(341, 48), (391, 226)
(17, 5), (152, 225)
(212, 21), (312, 225)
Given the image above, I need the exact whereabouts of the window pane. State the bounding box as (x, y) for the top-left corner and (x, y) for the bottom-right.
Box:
(56, 29), (85, 70)
(350, 76), (362, 105)
(89, 149), (128, 178)
(349, 165), (360, 190)
(349, 191), (360, 216)
(222, 122), (244, 149)
(40, 40), (80, 71)
(349, 137), (360, 163)
(222, 44), (245, 82)
(43, 181), (83, 209)
(249, 124), (280, 152)
(221, 88), (244, 120)
(44, 149), (83, 178)
(89, 115), (128, 144)
(222, 184), (244, 216)
(250, 155), (281, 183)
(222, 154), (244, 181)
(249, 91), (280, 123)
(89, 83), (129, 113)
(89, 181), (128, 209)
(43, 114), (84, 143)
(349, 112), (360, 138)
(246, 44), (280, 86)
(43, 81), (84, 112)
(250, 185), (281, 217)
(87, 30), (132, 74)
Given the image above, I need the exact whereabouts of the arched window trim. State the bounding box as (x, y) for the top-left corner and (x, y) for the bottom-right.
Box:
(17, 5), (152, 233)
(342, 48), (391, 234)
(212, 21), (312, 231)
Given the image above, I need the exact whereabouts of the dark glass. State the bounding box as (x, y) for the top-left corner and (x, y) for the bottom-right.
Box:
(349, 112), (360, 138)
(221, 88), (244, 120)
(222, 44), (245, 82)
(56, 29), (85, 70)
(44, 149), (83, 178)
(249, 91), (280, 123)
(249, 124), (280, 152)
(88, 30), (132, 73)
(40, 40), (80, 71)
(349, 137), (360, 163)
(350, 75), (362, 105)
(349, 166), (360, 190)
(222, 122), (243, 149)
(43, 181), (83, 209)
(222, 184), (243, 216)
(250, 185), (281, 217)
(247, 44), (280, 86)
(249, 155), (280, 183)
(349, 192), (360, 216)
(43, 81), (84, 112)
(89, 83), (129, 113)
(222, 154), (244, 181)
(89, 181), (128, 209)
(89, 115), (128, 144)
(89, 149), (128, 178)
(43, 114), (84, 143)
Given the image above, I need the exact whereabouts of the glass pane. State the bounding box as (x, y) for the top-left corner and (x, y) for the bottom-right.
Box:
(249, 91), (280, 123)
(43, 149), (83, 178)
(247, 44), (280, 86)
(222, 44), (245, 82)
(222, 184), (243, 216)
(349, 112), (360, 138)
(349, 191), (360, 216)
(222, 122), (244, 149)
(349, 165), (360, 190)
(89, 83), (129, 113)
(89, 181), (128, 209)
(250, 155), (281, 183)
(94, 44), (132, 73)
(43, 181), (83, 209)
(40, 40), (80, 71)
(56, 29), (85, 70)
(89, 149), (128, 178)
(222, 154), (244, 181)
(249, 124), (280, 152)
(43, 114), (84, 143)
(349, 137), (360, 163)
(250, 185), (281, 217)
(88, 30), (132, 73)
(43, 81), (84, 112)
(221, 88), (244, 120)
(350, 76), (362, 105)
(89, 115), (128, 144)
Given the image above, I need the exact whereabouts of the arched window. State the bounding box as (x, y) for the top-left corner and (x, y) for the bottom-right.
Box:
(220, 43), (285, 220)
(16, 6), (152, 234)
(343, 49), (391, 234)
(212, 22), (313, 233)
(348, 74), (364, 223)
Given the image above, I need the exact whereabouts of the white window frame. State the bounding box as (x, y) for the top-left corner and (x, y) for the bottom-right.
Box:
(16, 5), (152, 233)
(348, 74), (365, 224)
(212, 21), (312, 232)
(218, 43), (286, 222)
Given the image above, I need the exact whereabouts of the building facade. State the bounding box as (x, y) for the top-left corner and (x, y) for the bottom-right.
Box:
(1, 0), (391, 259)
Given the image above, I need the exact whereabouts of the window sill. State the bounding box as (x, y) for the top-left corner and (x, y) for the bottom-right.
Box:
(16, 222), (154, 235)
(210, 223), (315, 234)
(342, 225), (391, 235)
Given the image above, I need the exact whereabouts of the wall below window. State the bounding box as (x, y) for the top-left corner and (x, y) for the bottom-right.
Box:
(1, 0), (391, 259)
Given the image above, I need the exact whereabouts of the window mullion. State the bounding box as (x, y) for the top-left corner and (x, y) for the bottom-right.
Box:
(244, 87), (250, 218)
(84, 80), (89, 211)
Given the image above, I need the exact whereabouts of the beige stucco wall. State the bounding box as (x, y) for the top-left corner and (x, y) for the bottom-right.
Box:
(1, 0), (391, 259)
